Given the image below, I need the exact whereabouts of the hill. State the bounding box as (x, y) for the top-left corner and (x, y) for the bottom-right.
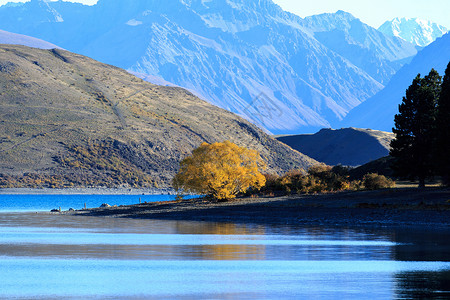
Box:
(0, 44), (317, 188)
(0, 0), (418, 134)
(0, 29), (60, 49)
(342, 32), (450, 131)
(348, 156), (394, 180)
(276, 128), (394, 167)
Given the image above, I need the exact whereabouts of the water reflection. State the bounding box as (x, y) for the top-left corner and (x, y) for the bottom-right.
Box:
(0, 215), (398, 261)
(395, 271), (450, 299)
(1, 212), (450, 299)
(175, 222), (267, 260)
(391, 228), (450, 262)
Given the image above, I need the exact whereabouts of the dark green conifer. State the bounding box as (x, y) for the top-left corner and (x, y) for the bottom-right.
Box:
(390, 69), (441, 188)
(436, 62), (450, 185)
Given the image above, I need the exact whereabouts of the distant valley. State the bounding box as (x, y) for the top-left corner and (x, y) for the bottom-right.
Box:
(0, 0), (420, 134)
(342, 32), (450, 131)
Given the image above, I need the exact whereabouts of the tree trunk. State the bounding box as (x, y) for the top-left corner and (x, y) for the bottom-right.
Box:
(443, 175), (450, 187)
(418, 177), (426, 188)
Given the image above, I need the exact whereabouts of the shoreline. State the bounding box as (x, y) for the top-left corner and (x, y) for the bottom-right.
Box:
(63, 187), (450, 229)
(0, 187), (176, 195)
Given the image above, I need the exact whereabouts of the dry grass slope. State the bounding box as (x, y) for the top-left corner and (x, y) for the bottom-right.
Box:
(0, 45), (317, 188)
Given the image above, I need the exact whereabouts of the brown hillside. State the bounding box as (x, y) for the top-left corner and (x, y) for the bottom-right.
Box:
(0, 45), (317, 188)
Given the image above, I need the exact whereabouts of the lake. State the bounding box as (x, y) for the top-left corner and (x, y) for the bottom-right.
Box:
(0, 193), (187, 212)
(1, 194), (450, 299)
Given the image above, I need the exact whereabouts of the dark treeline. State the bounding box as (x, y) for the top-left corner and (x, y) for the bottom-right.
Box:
(390, 61), (450, 187)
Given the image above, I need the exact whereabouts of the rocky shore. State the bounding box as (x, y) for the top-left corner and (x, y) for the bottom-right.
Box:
(64, 188), (450, 228)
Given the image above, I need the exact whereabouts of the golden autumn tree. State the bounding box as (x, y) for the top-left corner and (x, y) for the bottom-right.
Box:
(173, 141), (266, 200)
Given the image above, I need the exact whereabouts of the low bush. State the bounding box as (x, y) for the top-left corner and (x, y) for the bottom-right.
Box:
(252, 165), (395, 197)
(362, 173), (395, 190)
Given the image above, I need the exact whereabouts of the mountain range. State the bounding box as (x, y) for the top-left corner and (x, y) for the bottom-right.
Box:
(0, 0), (419, 134)
(342, 32), (450, 132)
(0, 44), (316, 188)
(301, 11), (417, 85)
(379, 17), (448, 47)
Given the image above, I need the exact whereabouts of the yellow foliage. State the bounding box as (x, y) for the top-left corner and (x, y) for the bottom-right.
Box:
(173, 141), (266, 200)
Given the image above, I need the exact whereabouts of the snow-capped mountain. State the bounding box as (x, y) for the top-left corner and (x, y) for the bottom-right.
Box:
(341, 32), (450, 131)
(378, 17), (448, 47)
(0, 0), (418, 134)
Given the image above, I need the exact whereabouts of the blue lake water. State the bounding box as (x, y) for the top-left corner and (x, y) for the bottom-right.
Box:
(1, 194), (450, 299)
(0, 193), (190, 212)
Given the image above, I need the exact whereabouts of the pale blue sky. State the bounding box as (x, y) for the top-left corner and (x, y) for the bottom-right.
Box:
(1, 0), (449, 29)
(274, 0), (450, 28)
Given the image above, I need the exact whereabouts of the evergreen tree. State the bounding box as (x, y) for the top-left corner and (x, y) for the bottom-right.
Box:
(436, 62), (450, 185)
(390, 69), (441, 188)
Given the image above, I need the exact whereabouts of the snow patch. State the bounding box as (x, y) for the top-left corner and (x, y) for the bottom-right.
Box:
(379, 17), (448, 47)
(126, 19), (143, 26)
(200, 13), (252, 33)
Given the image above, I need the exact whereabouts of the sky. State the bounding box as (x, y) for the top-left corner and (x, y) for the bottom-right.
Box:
(1, 0), (449, 29)
(273, 0), (450, 29)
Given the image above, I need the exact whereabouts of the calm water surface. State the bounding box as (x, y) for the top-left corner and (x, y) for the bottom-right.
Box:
(0, 195), (449, 299)
(0, 193), (190, 212)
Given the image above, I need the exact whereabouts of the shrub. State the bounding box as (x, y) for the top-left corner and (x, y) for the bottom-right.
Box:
(247, 165), (394, 197)
(261, 173), (284, 192)
(302, 176), (327, 193)
(307, 164), (351, 192)
(307, 164), (331, 177)
(362, 173), (395, 190)
(280, 169), (306, 193)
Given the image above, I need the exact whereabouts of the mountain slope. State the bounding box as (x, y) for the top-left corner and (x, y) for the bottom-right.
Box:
(80, 0), (383, 133)
(276, 128), (394, 167)
(378, 17), (448, 47)
(342, 32), (450, 132)
(302, 11), (418, 84)
(0, 29), (60, 49)
(0, 0), (418, 134)
(0, 45), (317, 188)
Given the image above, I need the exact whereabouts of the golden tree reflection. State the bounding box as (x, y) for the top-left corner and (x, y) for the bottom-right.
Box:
(175, 222), (267, 260)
